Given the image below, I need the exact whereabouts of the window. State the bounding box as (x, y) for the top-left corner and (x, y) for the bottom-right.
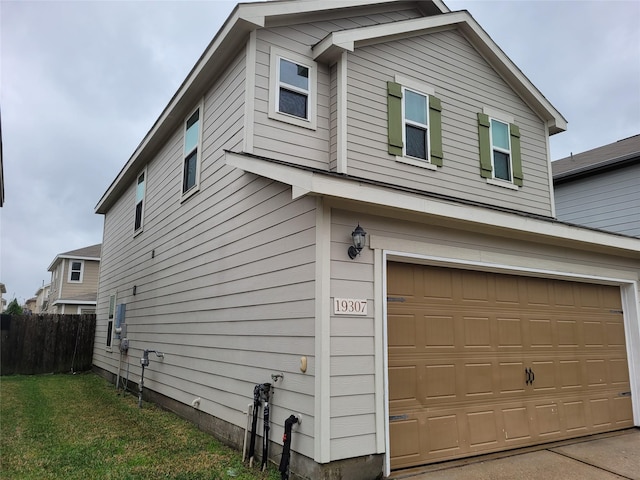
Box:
(268, 47), (317, 129)
(404, 89), (429, 160)
(477, 111), (523, 187)
(278, 59), (309, 119)
(183, 105), (202, 197)
(68, 260), (83, 283)
(387, 78), (443, 169)
(106, 294), (116, 348)
(134, 170), (146, 232)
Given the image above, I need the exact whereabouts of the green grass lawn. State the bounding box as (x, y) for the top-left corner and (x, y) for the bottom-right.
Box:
(0, 373), (281, 480)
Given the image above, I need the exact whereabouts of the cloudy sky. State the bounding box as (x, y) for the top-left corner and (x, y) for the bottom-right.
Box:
(1, 0), (639, 304)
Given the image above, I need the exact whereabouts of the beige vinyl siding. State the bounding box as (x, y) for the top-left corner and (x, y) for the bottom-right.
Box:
(94, 47), (321, 459)
(60, 260), (100, 298)
(329, 210), (378, 460)
(328, 205), (639, 461)
(251, 8), (423, 169)
(346, 29), (553, 217)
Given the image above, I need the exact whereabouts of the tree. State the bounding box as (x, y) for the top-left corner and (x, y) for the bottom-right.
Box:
(5, 298), (23, 315)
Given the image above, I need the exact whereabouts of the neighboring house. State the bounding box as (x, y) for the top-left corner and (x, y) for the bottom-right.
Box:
(553, 134), (640, 237)
(92, 1), (640, 478)
(0, 108), (4, 207)
(34, 283), (52, 313)
(25, 297), (37, 313)
(47, 244), (101, 314)
(0, 283), (6, 311)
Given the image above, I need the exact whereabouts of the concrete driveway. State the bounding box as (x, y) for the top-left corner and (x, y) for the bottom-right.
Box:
(389, 428), (640, 480)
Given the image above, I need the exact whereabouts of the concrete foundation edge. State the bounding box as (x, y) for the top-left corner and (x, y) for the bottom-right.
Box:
(93, 365), (384, 480)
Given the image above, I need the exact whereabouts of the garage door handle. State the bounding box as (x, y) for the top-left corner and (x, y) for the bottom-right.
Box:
(530, 369), (535, 384)
(525, 368), (531, 385)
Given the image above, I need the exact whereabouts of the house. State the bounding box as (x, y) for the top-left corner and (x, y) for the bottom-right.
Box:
(47, 244), (101, 314)
(34, 283), (52, 313)
(92, 1), (640, 478)
(25, 297), (37, 313)
(0, 283), (6, 311)
(553, 134), (640, 238)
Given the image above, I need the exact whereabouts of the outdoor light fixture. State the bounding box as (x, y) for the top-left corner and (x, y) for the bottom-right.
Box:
(348, 224), (367, 259)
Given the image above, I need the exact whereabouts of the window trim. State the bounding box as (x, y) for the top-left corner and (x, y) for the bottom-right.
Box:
(134, 167), (147, 235)
(68, 259), (84, 283)
(181, 101), (204, 202)
(268, 47), (317, 130)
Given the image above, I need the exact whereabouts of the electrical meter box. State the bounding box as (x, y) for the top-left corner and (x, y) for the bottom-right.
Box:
(115, 303), (126, 339)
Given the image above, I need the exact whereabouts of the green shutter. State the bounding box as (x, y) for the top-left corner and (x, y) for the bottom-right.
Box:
(477, 113), (492, 178)
(429, 95), (443, 166)
(510, 123), (523, 186)
(387, 82), (403, 156)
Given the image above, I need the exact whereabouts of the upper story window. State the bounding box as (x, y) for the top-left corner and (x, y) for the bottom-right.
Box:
(403, 88), (429, 160)
(134, 169), (146, 233)
(278, 59), (309, 119)
(490, 119), (512, 181)
(183, 104), (203, 198)
(68, 260), (84, 283)
(387, 76), (443, 170)
(269, 47), (317, 130)
(478, 109), (523, 188)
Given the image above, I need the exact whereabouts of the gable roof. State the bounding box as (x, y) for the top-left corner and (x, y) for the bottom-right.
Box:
(47, 244), (102, 272)
(552, 134), (640, 183)
(95, 0), (565, 215)
(313, 11), (566, 136)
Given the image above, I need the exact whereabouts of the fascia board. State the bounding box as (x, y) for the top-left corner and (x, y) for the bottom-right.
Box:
(47, 255), (99, 272)
(312, 11), (567, 135)
(225, 151), (640, 257)
(52, 300), (97, 306)
(241, 0), (449, 20)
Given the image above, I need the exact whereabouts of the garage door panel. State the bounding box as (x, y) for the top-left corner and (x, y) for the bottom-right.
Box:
(499, 361), (527, 393)
(425, 364), (456, 400)
(497, 317), (523, 348)
(387, 263), (632, 470)
(387, 314), (418, 350)
(463, 316), (491, 347)
(467, 410), (499, 447)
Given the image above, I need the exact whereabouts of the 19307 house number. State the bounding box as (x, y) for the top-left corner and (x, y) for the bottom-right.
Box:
(334, 298), (368, 315)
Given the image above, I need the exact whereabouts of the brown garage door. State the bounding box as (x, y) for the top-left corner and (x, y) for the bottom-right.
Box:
(387, 262), (633, 470)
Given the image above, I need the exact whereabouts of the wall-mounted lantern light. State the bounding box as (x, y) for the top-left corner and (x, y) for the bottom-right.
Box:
(348, 224), (367, 259)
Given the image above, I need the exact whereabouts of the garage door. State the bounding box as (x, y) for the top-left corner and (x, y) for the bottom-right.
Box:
(387, 262), (633, 470)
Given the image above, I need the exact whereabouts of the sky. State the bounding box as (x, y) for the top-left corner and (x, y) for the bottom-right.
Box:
(1, 0), (639, 305)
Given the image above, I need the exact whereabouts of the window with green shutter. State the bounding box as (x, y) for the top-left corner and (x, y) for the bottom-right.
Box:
(388, 80), (443, 168)
(477, 112), (523, 187)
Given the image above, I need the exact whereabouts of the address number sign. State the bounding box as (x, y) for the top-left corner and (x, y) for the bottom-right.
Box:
(333, 298), (368, 315)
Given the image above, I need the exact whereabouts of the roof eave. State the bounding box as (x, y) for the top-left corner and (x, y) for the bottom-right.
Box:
(225, 151), (640, 258)
(95, 0), (450, 215)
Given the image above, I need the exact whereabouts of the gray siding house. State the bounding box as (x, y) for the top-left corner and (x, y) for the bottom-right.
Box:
(553, 134), (640, 238)
(92, 1), (640, 478)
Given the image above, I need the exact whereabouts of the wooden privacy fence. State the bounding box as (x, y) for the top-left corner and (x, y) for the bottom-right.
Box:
(0, 314), (96, 375)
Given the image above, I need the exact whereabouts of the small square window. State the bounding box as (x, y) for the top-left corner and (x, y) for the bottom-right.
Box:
(268, 47), (317, 130)
(69, 261), (83, 282)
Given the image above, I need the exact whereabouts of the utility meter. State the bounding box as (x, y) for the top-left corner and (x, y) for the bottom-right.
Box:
(120, 338), (129, 352)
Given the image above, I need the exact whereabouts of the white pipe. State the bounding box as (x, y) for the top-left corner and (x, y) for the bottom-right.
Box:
(242, 403), (253, 462)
